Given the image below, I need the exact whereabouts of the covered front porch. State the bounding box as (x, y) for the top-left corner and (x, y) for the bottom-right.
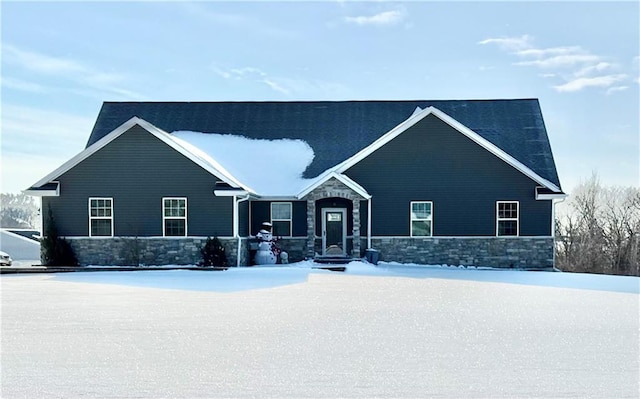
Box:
(300, 174), (371, 261)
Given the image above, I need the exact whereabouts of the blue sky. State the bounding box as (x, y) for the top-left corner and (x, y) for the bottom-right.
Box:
(1, 1), (638, 197)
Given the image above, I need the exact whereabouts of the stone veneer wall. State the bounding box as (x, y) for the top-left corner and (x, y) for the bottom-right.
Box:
(368, 237), (554, 268)
(65, 237), (241, 266)
(63, 236), (553, 268)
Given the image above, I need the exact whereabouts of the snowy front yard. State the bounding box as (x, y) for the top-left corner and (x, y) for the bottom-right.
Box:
(1, 262), (638, 398)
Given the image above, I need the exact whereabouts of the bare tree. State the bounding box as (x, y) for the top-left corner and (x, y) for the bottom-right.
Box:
(556, 174), (640, 276)
(0, 193), (39, 229)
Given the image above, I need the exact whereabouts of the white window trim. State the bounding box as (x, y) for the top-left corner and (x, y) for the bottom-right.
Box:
(410, 201), (433, 237)
(496, 201), (519, 237)
(163, 197), (188, 237)
(88, 197), (114, 237)
(271, 202), (292, 237)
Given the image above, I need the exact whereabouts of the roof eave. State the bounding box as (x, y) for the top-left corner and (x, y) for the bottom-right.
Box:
(23, 182), (60, 197)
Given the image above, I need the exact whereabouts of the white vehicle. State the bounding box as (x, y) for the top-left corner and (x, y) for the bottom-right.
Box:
(0, 251), (13, 266)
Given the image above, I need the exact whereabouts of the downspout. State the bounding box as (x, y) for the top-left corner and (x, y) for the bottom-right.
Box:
(235, 194), (251, 267)
(367, 197), (372, 249)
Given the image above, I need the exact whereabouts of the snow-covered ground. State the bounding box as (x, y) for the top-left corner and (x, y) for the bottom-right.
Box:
(1, 262), (638, 398)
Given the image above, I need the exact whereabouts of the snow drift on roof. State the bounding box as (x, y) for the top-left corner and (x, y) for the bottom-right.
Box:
(171, 131), (315, 196)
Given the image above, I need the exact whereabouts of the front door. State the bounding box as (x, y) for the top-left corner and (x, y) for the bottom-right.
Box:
(322, 208), (346, 255)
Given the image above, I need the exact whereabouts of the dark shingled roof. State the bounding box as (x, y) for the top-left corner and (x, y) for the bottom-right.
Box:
(88, 99), (561, 189)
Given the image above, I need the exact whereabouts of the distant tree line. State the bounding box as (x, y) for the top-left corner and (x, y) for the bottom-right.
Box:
(555, 174), (639, 276)
(0, 193), (39, 229)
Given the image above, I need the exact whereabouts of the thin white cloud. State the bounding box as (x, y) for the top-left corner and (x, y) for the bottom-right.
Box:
(515, 54), (601, 69)
(262, 79), (290, 95)
(2, 44), (146, 100)
(230, 67), (267, 78)
(211, 66), (232, 80)
(211, 64), (267, 81)
(209, 64), (350, 98)
(477, 35), (533, 51)
(574, 62), (614, 77)
(479, 35), (632, 93)
(553, 74), (627, 93)
(3, 44), (85, 75)
(515, 46), (583, 58)
(344, 9), (406, 26)
(262, 76), (351, 98)
(1, 77), (47, 93)
(605, 86), (629, 95)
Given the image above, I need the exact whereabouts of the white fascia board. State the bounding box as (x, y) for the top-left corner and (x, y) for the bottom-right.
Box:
(296, 171), (371, 199)
(213, 190), (250, 197)
(23, 182), (60, 197)
(335, 106), (562, 193)
(23, 189), (59, 197)
(536, 192), (568, 200)
(28, 116), (253, 194)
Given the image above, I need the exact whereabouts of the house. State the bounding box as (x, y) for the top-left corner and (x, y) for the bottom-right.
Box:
(25, 99), (566, 267)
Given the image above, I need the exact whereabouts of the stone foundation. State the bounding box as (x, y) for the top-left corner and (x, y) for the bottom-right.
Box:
(368, 237), (554, 268)
(65, 237), (240, 266)
(63, 236), (554, 268)
(273, 238), (307, 263)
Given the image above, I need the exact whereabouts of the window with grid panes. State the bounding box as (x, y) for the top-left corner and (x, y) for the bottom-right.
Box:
(89, 198), (113, 236)
(497, 201), (519, 236)
(163, 198), (187, 236)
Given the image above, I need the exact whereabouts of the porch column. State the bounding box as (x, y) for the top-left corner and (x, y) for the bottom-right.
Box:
(352, 199), (361, 257)
(306, 198), (316, 258)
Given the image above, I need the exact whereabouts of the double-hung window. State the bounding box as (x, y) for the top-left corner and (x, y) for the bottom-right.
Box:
(89, 198), (113, 237)
(497, 201), (519, 236)
(271, 202), (292, 237)
(410, 201), (433, 237)
(163, 198), (187, 237)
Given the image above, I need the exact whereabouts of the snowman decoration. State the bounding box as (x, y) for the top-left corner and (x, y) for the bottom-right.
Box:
(254, 222), (288, 265)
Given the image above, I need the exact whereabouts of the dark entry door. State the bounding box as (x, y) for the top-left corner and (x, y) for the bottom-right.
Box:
(322, 208), (346, 255)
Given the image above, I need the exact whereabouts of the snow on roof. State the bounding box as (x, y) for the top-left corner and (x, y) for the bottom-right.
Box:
(170, 131), (316, 196)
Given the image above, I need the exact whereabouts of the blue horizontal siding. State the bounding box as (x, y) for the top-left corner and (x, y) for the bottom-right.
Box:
(43, 125), (233, 237)
(345, 114), (552, 236)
